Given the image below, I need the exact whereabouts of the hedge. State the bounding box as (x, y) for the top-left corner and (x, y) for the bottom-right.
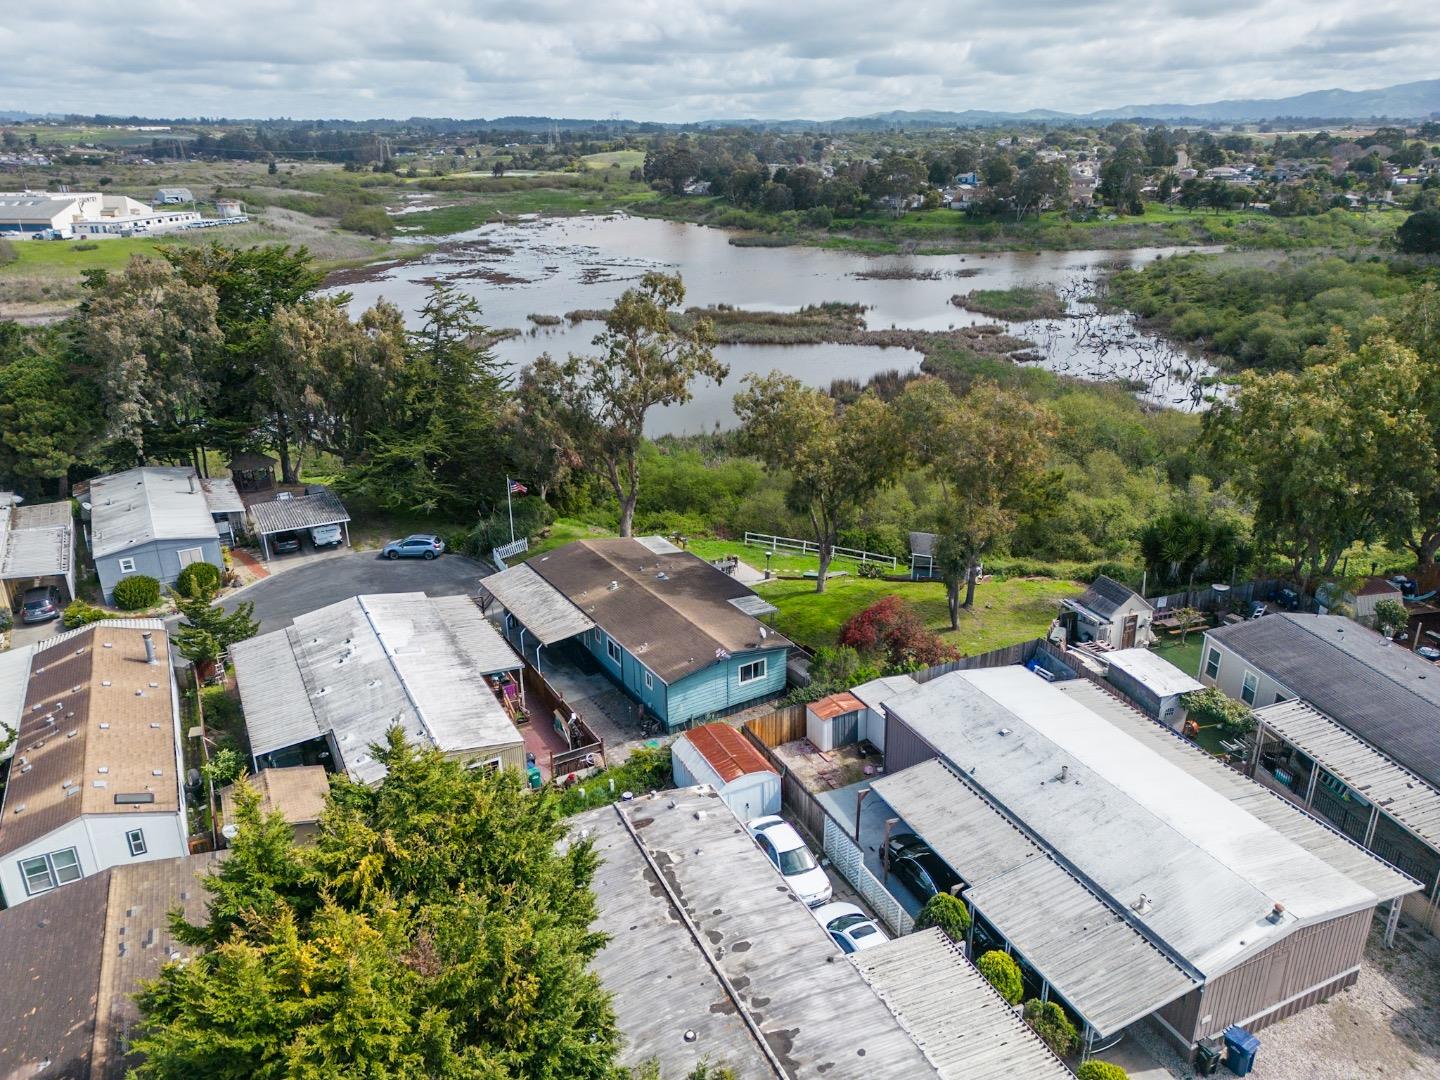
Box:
(1077, 1062), (1130, 1080)
(977, 950), (1024, 1004)
(175, 561), (222, 599)
(113, 574), (161, 611)
(1024, 999), (1079, 1056)
(914, 892), (971, 943)
(63, 600), (117, 629)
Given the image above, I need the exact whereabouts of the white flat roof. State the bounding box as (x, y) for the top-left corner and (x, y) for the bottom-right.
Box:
(1105, 648), (1205, 697)
(887, 666), (1386, 976)
(88, 467), (218, 557)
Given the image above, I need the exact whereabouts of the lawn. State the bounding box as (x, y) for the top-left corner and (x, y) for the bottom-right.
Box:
(755, 574), (1083, 657)
(1149, 633), (1207, 679)
(579, 149), (645, 171)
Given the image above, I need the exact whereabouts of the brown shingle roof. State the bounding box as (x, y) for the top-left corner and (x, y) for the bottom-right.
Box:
(0, 852), (220, 1080)
(0, 626), (181, 858)
(220, 766), (330, 827)
(527, 539), (790, 683)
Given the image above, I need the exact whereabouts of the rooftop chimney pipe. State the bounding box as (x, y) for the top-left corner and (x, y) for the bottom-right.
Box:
(142, 632), (157, 665)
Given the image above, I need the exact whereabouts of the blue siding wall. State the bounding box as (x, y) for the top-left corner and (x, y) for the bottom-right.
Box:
(665, 648), (787, 728)
(96, 538), (223, 603)
(583, 628), (669, 720)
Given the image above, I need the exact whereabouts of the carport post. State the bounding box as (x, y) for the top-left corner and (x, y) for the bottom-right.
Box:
(879, 814), (897, 879)
(854, 787), (872, 844)
(343, 521), (350, 548)
(1384, 896), (1402, 948)
(1363, 804), (1380, 848)
(261, 532), (270, 561)
(1304, 767), (1319, 808)
(1082, 1024), (1096, 1063)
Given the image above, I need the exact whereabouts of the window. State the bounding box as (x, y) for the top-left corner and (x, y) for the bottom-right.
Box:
(126, 829), (147, 857)
(644, 670), (654, 690)
(606, 638), (622, 665)
(18, 848), (82, 896)
(467, 757), (503, 774)
(176, 546), (204, 568)
(1241, 671), (1259, 706)
(738, 658), (767, 685)
(117, 557), (137, 574)
(1204, 647), (1221, 679)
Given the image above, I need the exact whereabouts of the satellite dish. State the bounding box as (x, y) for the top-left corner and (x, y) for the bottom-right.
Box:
(1211, 584), (1231, 594)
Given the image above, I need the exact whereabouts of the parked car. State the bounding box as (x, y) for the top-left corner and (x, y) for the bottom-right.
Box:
(884, 832), (963, 903)
(271, 530), (302, 555)
(310, 523), (344, 548)
(748, 815), (832, 907)
(20, 585), (61, 623)
(383, 534), (445, 560)
(813, 902), (888, 954)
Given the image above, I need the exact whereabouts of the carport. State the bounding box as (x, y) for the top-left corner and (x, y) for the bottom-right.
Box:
(1, 499), (76, 613)
(249, 488), (351, 561)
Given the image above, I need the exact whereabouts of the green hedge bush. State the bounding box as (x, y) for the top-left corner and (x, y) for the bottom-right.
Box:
(914, 892), (971, 943)
(977, 950), (1024, 1004)
(112, 574), (161, 611)
(1024, 999), (1080, 1056)
(1077, 1062), (1130, 1080)
(63, 600), (115, 629)
(175, 561), (222, 600)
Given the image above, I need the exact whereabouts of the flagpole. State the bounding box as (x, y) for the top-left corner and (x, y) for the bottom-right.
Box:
(506, 476), (515, 544)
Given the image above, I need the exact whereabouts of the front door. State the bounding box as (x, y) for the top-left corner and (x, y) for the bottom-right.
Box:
(1121, 613), (1138, 649)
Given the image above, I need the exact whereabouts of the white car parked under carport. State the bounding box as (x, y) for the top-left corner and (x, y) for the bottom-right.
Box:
(748, 815), (832, 907)
(812, 902), (889, 954)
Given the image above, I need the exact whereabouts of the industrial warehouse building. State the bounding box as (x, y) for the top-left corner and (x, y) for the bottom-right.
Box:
(0, 190), (200, 238)
(576, 788), (1072, 1079)
(232, 593), (526, 782)
(871, 666), (1417, 1056)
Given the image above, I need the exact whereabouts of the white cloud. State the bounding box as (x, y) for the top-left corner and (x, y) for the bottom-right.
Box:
(1, 0), (1437, 120)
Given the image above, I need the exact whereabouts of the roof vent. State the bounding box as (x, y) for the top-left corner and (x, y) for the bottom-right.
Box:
(102, 642), (113, 648)
(1267, 902), (1286, 924)
(66, 730), (77, 739)
(99, 722), (110, 729)
(149, 722), (161, 729)
(97, 766), (109, 774)
(998, 727), (1012, 736)
(135, 690), (144, 697)
(93, 780), (107, 788)
(152, 769), (163, 777)
(1057, 764), (1070, 782)
(64, 786), (81, 799)
(1131, 893), (1154, 915)
(101, 681), (111, 687)
(18, 764), (32, 774)
(12, 804), (25, 814)
(608, 580), (619, 591)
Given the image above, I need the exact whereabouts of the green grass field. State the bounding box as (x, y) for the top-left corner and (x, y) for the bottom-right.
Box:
(4, 235), (173, 271)
(579, 149), (645, 171)
(399, 182), (652, 234)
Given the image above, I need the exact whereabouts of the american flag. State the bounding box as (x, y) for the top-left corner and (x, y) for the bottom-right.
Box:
(508, 480), (527, 495)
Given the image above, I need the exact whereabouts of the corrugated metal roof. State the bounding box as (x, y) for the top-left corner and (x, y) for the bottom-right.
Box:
(575, 789), (939, 1078)
(428, 594), (523, 674)
(850, 928), (1073, 1080)
(478, 562), (594, 645)
(88, 467), (218, 557)
(886, 668), (1385, 977)
(0, 499), (73, 579)
(1056, 681), (1418, 906)
(1255, 698), (1440, 851)
(634, 534), (683, 554)
(0, 645), (35, 760)
(1208, 614), (1440, 789)
(809, 692), (865, 720)
(248, 489), (350, 535)
(1104, 648), (1205, 697)
(528, 539), (790, 683)
(871, 759), (1199, 1036)
(234, 594), (521, 784)
(676, 723), (777, 783)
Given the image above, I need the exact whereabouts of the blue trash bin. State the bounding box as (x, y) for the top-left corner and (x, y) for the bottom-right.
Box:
(1223, 1025), (1260, 1076)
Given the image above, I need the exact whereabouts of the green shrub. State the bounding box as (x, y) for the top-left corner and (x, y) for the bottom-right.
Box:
(201, 747), (247, 788)
(112, 574), (161, 611)
(977, 950), (1024, 1004)
(555, 745), (673, 815)
(1077, 1062), (1130, 1080)
(338, 205), (394, 237)
(0, 609), (11, 633)
(1181, 687), (1256, 734)
(1024, 999), (1079, 1056)
(174, 561), (222, 600)
(200, 687), (246, 742)
(62, 600), (114, 629)
(914, 892), (971, 943)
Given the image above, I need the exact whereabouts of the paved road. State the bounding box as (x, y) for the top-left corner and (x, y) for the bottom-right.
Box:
(225, 551), (487, 632)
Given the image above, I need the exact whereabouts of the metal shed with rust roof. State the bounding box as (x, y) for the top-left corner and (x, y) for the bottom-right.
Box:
(671, 722), (780, 819)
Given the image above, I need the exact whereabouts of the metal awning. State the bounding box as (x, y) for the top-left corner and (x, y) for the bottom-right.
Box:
(1255, 698), (1440, 850)
(727, 594), (778, 618)
(249, 489), (351, 535)
(478, 563), (594, 645)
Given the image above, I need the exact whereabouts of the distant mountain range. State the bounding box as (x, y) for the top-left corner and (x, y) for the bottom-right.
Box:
(5, 79), (1440, 132)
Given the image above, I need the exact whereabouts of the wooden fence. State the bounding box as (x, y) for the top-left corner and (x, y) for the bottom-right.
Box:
(744, 703), (808, 748)
(1145, 578), (1305, 614)
(739, 721), (829, 842)
(911, 638), (1041, 684)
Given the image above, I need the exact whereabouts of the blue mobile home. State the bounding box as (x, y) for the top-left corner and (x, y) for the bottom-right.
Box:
(482, 537), (790, 730)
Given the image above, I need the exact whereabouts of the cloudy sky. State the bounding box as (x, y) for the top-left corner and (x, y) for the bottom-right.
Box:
(3, 0), (1439, 121)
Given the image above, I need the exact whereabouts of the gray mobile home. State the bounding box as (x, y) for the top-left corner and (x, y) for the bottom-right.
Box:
(86, 468), (225, 603)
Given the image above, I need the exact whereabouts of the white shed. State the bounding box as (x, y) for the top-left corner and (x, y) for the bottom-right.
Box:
(805, 692), (867, 752)
(1103, 648), (1205, 729)
(670, 724), (780, 821)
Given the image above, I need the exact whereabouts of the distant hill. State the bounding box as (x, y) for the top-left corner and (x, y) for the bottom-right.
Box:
(1087, 79), (1440, 122)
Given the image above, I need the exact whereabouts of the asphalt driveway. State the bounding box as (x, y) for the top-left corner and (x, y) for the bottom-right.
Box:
(226, 550), (487, 632)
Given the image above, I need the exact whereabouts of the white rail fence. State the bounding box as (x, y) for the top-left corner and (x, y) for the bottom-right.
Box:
(742, 532), (898, 571)
(823, 816), (915, 936)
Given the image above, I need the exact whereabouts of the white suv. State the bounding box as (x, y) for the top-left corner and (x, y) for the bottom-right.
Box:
(748, 815), (832, 907)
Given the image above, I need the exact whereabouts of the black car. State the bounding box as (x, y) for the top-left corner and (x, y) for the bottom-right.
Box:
(271, 530), (302, 555)
(883, 832), (963, 902)
(20, 585), (61, 623)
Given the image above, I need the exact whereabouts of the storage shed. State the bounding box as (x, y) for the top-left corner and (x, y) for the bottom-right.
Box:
(806, 691), (867, 751)
(671, 723), (780, 820)
(1104, 647), (1205, 728)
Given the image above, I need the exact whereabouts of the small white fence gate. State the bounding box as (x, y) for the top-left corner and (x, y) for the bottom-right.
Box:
(823, 816), (915, 936)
